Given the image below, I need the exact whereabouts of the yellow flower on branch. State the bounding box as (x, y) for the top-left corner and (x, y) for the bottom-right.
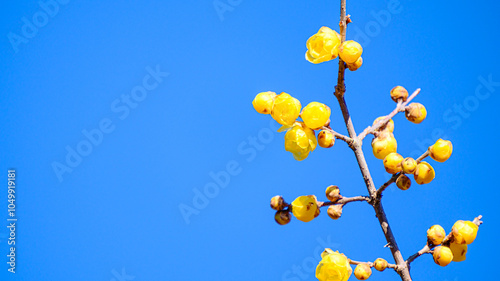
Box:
(316, 249), (352, 281)
(271, 92), (301, 126)
(284, 122), (317, 161)
(305, 26), (341, 64)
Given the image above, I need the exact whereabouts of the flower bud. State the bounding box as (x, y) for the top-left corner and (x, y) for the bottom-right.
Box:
(373, 116), (394, 133)
(396, 174), (411, 191)
(339, 40), (363, 64)
(327, 205), (343, 220)
(450, 242), (467, 262)
(452, 220), (478, 245)
(347, 57), (363, 71)
(274, 210), (291, 225)
(271, 92), (301, 126)
(318, 130), (335, 148)
(414, 161), (435, 185)
(301, 102), (331, 130)
(427, 225), (446, 245)
(371, 132), (397, 160)
(433, 246), (453, 267)
(402, 157), (417, 174)
(291, 195), (320, 222)
(373, 258), (388, 272)
(270, 195), (285, 211)
(354, 263), (372, 280)
(390, 86), (408, 102)
(383, 152), (404, 174)
(252, 91), (277, 114)
(429, 139), (453, 162)
(405, 103), (427, 124)
(325, 185), (342, 202)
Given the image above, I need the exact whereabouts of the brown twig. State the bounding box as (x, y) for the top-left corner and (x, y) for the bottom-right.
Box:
(320, 126), (354, 147)
(358, 89), (421, 141)
(349, 259), (398, 270)
(318, 195), (370, 207)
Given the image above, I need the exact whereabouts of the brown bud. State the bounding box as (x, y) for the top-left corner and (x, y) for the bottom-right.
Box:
(325, 185), (342, 202)
(390, 86), (409, 102)
(327, 205), (343, 220)
(274, 210), (291, 225)
(405, 103), (427, 124)
(270, 195), (285, 211)
(396, 174), (411, 190)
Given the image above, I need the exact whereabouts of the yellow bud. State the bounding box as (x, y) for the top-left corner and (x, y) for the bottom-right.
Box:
(284, 122), (317, 161)
(383, 152), (404, 174)
(414, 162), (435, 185)
(354, 263), (372, 280)
(429, 139), (453, 162)
(301, 102), (331, 130)
(452, 220), (478, 245)
(371, 132), (397, 160)
(427, 225), (446, 245)
(390, 86), (408, 102)
(450, 242), (467, 262)
(373, 258), (388, 272)
(271, 92), (301, 126)
(405, 103), (427, 124)
(274, 210), (291, 225)
(291, 195), (320, 222)
(346, 57), (363, 71)
(252, 91), (277, 114)
(306, 26), (341, 64)
(270, 195), (285, 211)
(373, 116), (394, 133)
(402, 157), (417, 174)
(396, 174), (411, 191)
(327, 205), (343, 220)
(318, 130), (335, 148)
(339, 40), (363, 64)
(325, 185), (342, 202)
(433, 246), (453, 267)
(316, 251), (352, 281)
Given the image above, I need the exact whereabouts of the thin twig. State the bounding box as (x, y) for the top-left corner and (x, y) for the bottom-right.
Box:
(318, 195), (370, 207)
(358, 89), (421, 141)
(349, 259), (398, 270)
(320, 126), (354, 147)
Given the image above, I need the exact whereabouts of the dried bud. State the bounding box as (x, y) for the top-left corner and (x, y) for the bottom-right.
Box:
(270, 195), (285, 211)
(325, 185), (342, 202)
(318, 130), (335, 148)
(373, 258), (388, 272)
(433, 246), (453, 267)
(327, 205), (343, 220)
(274, 210), (291, 225)
(405, 103), (427, 124)
(383, 152), (404, 174)
(354, 263), (372, 280)
(427, 225), (446, 245)
(401, 157), (417, 174)
(390, 86), (409, 102)
(396, 174), (411, 191)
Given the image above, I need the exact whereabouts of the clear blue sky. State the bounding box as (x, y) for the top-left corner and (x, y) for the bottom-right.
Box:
(1, 1), (499, 280)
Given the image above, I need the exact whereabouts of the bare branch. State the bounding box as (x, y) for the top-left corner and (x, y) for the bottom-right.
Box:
(318, 195), (370, 207)
(358, 89), (421, 141)
(349, 259), (398, 270)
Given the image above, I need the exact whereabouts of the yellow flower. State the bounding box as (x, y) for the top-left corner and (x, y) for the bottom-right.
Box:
(401, 157), (417, 174)
(284, 122), (317, 161)
(301, 102), (331, 129)
(433, 246), (453, 267)
(373, 258), (388, 272)
(450, 242), (467, 262)
(305, 26), (341, 64)
(252, 91), (276, 114)
(316, 250), (352, 281)
(271, 92), (301, 126)
(318, 130), (335, 148)
(414, 161), (435, 184)
(452, 220), (478, 245)
(427, 225), (446, 245)
(405, 103), (427, 124)
(371, 132), (397, 160)
(429, 139), (453, 162)
(291, 195), (319, 222)
(339, 40), (363, 64)
(383, 152), (404, 174)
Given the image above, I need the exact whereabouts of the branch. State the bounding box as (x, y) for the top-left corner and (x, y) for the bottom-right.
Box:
(318, 195), (370, 207)
(358, 89), (421, 141)
(349, 259), (398, 270)
(320, 126), (354, 147)
(406, 215), (484, 267)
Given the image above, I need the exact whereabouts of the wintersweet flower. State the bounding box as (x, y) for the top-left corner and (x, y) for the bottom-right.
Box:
(316, 250), (352, 281)
(271, 92), (301, 126)
(305, 26), (341, 64)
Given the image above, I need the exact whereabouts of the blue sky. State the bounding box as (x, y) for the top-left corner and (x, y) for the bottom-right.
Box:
(0, 0), (499, 280)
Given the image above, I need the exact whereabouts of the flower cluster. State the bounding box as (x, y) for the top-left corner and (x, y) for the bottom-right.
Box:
(252, 91), (334, 160)
(427, 219), (480, 266)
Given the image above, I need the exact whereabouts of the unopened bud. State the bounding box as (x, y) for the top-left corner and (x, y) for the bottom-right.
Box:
(325, 185), (342, 202)
(274, 210), (291, 225)
(390, 86), (408, 102)
(270, 195), (285, 211)
(327, 205), (343, 220)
